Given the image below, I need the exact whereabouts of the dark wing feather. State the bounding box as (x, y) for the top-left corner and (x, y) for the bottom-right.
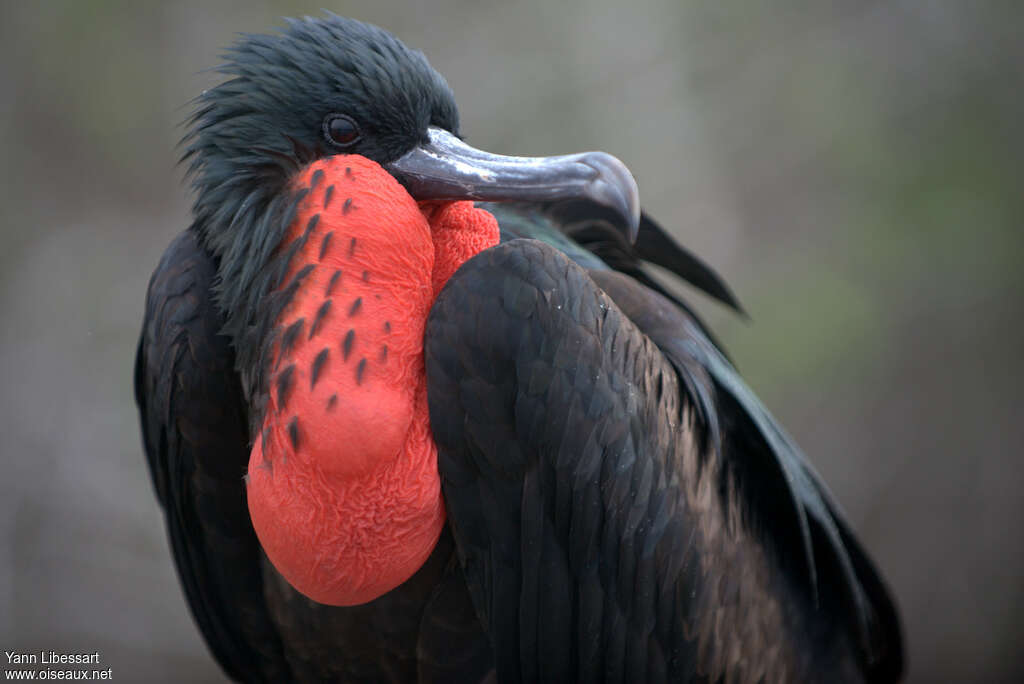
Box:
(589, 270), (903, 682)
(633, 212), (745, 315)
(486, 202), (736, 360)
(135, 230), (291, 683)
(495, 200), (744, 314)
(427, 239), (892, 683)
(494, 199), (901, 679)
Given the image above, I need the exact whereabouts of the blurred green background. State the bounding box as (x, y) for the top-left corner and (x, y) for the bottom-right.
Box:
(1, 1), (1021, 681)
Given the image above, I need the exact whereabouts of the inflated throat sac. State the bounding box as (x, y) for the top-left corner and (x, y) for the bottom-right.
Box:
(246, 154), (499, 606)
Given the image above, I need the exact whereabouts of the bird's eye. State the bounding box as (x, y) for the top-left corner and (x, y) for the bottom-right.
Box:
(324, 115), (361, 147)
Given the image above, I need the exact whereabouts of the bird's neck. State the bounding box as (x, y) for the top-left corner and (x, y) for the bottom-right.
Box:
(245, 155), (499, 606)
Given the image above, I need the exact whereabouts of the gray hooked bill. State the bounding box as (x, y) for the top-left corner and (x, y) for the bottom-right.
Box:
(386, 127), (641, 243)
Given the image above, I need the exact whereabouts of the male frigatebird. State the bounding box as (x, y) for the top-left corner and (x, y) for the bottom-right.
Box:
(135, 14), (902, 683)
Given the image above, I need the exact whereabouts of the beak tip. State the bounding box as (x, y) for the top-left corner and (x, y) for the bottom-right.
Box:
(625, 190), (641, 245)
(583, 151), (641, 245)
(622, 211), (638, 246)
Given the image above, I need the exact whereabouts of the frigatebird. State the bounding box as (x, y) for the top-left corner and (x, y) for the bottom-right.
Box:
(135, 14), (902, 683)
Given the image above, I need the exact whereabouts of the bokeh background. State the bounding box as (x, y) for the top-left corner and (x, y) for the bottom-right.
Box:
(1, 1), (1021, 681)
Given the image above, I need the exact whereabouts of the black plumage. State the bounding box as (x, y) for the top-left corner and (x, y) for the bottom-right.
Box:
(135, 13), (902, 683)
(134, 231), (291, 681)
(427, 233), (901, 682)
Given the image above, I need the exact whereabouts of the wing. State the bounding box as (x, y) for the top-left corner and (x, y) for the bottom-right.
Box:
(425, 239), (901, 682)
(589, 269), (903, 683)
(135, 230), (291, 682)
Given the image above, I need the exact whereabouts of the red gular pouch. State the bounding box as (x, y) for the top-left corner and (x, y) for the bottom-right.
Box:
(246, 154), (499, 606)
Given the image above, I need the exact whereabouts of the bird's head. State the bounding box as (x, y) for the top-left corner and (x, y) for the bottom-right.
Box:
(185, 13), (638, 262)
(184, 15), (458, 210)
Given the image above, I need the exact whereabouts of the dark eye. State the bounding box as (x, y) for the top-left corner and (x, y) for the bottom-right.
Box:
(324, 115), (360, 147)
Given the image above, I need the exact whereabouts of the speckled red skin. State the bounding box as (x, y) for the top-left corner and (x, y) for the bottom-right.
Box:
(246, 155), (499, 606)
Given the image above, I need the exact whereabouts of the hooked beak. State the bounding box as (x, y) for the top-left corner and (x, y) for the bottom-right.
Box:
(386, 127), (641, 243)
